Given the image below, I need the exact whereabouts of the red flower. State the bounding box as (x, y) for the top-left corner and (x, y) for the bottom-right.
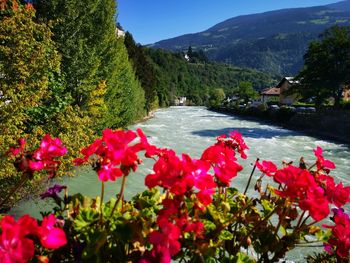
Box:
(229, 131), (249, 159)
(0, 215), (38, 263)
(38, 215), (67, 250)
(274, 165), (317, 200)
(7, 138), (26, 157)
(325, 181), (350, 208)
(74, 129), (153, 181)
(323, 208), (350, 258)
(149, 221), (181, 257)
(201, 140), (243, 186)
(313, 146), (336, 171)
(8, 135), (67, 178)
(256, 160), (277, 177)
(299, 186), (330, 221)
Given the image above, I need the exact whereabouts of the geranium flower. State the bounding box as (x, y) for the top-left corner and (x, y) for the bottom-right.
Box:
(299, 186), (330, 221)
(74, 129), (153, 181)
(323, 208), (350, 258)
(229, 130), (249, 159)
(313, 146), (336, 171)
(7, 138), (26, 157)
(0, 215), (38, 263)
(256, 160), (278, 177)
(149, 221), (181, 257)
(38, 215), (67, 250)
(7, 135), (67, 178)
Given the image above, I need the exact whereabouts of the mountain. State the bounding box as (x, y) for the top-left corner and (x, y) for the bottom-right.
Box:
(151, 0), (350, 76)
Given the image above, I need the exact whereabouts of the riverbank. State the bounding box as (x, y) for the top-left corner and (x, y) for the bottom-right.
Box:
(211, 107), (350, 145)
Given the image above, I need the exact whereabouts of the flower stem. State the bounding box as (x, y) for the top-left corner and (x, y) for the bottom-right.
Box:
(244, 158), (259, 195)
(109, 174), (127, 219)
(100, 182), (105, 224)
(296, 210), (306, 228)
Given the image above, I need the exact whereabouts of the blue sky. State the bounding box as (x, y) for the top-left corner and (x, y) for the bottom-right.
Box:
(117, 0), (342, 44)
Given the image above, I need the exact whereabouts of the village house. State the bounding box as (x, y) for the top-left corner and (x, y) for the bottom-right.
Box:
(174, 96), (187, 106)
(260, 87), (280, 103)
(277, 77), (299, 105)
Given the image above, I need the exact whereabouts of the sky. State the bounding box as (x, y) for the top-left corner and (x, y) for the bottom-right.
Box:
(117, 0), (343, 45)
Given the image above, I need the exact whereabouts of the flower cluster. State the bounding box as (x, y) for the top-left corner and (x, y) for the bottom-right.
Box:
(140, 131), (248, 261)
(324, 208), (350, 258)
(3, 129), (350, 262)
(0, 214), (67, 262)
(256, 147), (350, 222)
(8, 135), (67, 178)
(74, 129), (148, 181)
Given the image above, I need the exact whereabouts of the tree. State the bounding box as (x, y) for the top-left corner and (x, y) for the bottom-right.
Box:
(124, 32), (158, 115)
(296, 26), (350, 108)
(0, 2), (93, 180)
(0, 3), (60, 176)
(209, 88), (226, 108)
(237, 81), (258, 104)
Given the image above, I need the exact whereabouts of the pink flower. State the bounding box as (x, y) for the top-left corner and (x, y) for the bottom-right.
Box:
(149, 221), (181, 257)
(299, 186), (330, 221)
(325, 181), (350, 208)
(229, 131), (249, 159)
(33, 134), (67, 161)
(7, 135), (67, 177)
(0, 215), (38, 263)
(74, 129), (153, 181)
(313, 146), (336, 171)
(38, 215), (67, 250)
(256, 160), (277, 177)
(7, 138), (26, 157)
(323, 209), (350, 258)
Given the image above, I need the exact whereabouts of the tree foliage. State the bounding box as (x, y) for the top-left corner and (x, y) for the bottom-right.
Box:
(236, 81), (259, 104)
(0, 3), (60, 176)
(124, 32), (158, 114)
(296, 25), (350, 107)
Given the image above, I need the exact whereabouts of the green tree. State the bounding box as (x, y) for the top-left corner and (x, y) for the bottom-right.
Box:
(124, 32), (158, 115)
(0, 3), (60, 175)
(102, 38), (145, 128)
(237, 81), (258, 104)
(209, 88), (226, 108)
(34, 0), (112, 114)
(296, 25), (350, 108)
(0, 1), (94, 174)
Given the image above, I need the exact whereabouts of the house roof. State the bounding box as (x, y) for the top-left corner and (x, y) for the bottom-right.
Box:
(260, 87), (280, 96)
(276, 77), (299, 88)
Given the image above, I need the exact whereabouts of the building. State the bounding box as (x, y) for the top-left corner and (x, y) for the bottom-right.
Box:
(276, 77), (299, 105)
(115, 27), (125, 38)
(174, 97), (187, 106)
(260, 87), (280, 103)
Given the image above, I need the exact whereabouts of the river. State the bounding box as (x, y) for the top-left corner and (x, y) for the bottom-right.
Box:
(10, 106), (350, 261)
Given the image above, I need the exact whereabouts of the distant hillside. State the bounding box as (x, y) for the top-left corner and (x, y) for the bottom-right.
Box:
(151, 0), (350, 76)
(144, 48), (275, 106)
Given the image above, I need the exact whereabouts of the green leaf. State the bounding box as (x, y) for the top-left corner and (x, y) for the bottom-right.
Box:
(219, 230), (234, 241)
(74, 209), (99, 232)
(261, 199), (274, 216)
